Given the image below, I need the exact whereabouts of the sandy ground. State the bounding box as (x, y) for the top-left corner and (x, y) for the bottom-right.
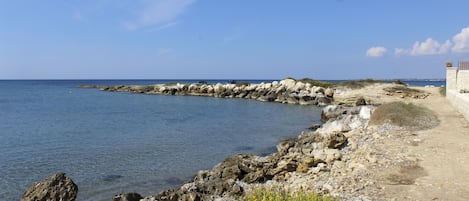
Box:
(382, 87), (469, 201)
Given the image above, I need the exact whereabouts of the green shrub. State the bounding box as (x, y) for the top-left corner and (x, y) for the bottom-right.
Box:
(164, 82), (178, 86)
(236, 82), (251, 87)
(297, 78), (334, 88)
(282, 77), (385, 89)
(369, 102), (439, 130)
(243, 187), (334, 201)
(394, 80), (406, 85)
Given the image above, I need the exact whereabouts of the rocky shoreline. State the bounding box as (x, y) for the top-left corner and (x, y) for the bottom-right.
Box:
(23, 80), (433, 201)
(78, 78), (335, 106)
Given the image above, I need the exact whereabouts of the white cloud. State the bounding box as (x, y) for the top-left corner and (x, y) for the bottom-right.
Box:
(394, 48), (409, 56)
(452, 27), (469, 53)
(366, 46), (387, 57)
(411, 38), (451, 55)
(439, 40), (453, 54)
(123, 0), (195, 31)
(392, 27), (469, 56)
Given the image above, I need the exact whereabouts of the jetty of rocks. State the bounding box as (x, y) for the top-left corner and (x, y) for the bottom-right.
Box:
(79, 78), (335, 106)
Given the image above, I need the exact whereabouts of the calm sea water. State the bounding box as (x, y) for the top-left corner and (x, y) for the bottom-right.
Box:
(0, 80), (321, 201)
(399, 79), (445, 87)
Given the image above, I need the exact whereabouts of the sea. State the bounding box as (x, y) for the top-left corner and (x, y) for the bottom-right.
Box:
(0, 80), (322, 201)
(0, 79), (445, 201)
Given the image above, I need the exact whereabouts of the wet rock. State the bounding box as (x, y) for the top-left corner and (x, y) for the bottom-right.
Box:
(103, 174), (123, 182)
(21, 172), (78, 201)
(113, 192), (143, 201)
(321, 105), (347, 122)
(308, 123), (322, 130)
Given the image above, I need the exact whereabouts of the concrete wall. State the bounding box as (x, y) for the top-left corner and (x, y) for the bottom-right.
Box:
(446, 67), (457, 90)
(446, 90), (469, 121)
(446, 67), (469, 122)
(457, 70), (469, 91)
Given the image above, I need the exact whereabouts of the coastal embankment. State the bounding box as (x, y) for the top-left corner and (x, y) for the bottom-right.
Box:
(22, 79), (469, 201)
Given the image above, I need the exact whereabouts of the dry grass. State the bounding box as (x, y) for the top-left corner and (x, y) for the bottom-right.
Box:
(291, 78), (385, 89)
(243, 187), (334, 201)
(439, 86), (446, 96)
(334, 79), (385, 89)
(384, 86), (423, 94)
(369, 102), (439, 130)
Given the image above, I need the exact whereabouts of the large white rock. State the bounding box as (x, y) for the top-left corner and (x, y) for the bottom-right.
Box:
(293, 82), (306, 91)
(359, 106), (374, 120)
(280, 78), (296, 91)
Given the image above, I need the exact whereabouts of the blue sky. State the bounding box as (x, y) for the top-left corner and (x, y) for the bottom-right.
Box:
(1, 0), (469, 79)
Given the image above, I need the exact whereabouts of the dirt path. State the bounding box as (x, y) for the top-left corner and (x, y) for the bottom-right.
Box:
(385, 88), (469, 200)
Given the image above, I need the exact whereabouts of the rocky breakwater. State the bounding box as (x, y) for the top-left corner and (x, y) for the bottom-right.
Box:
(79, 78), (334, 106)
(129, 104), (376, 201)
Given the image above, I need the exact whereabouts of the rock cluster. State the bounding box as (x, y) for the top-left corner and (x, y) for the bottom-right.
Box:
(79, 78), (334, 106)
(136, 105), (376, 201)
(23, 104), (402, 200)
(21, 172), (78, 201)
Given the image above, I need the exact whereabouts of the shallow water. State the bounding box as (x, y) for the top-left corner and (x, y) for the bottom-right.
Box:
(0, 80), (322, 201)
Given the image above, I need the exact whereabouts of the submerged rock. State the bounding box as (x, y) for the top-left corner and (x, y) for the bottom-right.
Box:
(21, 172), (78, 201)
(113, 192), (143, 201)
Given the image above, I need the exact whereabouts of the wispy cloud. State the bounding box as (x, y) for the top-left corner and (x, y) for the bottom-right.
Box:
(158, 48), (171, 55)
(366, 46), (387, 57)
(123, 0), (195, 31)
(147, 21), (180, 32)
(73, 11), (84, 21)
(394, 38), (451, 56)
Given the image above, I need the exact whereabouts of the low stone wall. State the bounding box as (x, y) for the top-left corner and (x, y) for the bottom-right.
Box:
(446, 89), (469, 121)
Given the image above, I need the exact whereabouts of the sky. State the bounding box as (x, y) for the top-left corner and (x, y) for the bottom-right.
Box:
(1, 0), (469, 80)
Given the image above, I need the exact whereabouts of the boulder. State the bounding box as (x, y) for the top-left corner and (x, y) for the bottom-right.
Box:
(325, 88), (334, 98)
(21, 172), (78, 201)
(355, 97), (367, 106)
(113, 193), (144, 201)
(280, 78), (296, 91)
(321, 105), (347, 122)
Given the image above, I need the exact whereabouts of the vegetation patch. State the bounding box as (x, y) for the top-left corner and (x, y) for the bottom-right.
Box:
(236, 82), (251, 87)
(334, 79), (386, 89)
(164, 82), (179, 86)
(369, 102), (439, 130)
(288, 77), (385, 89)
(439, 86), (446, 96)
(243, 187), (334, 201)
(297, 78), (334, 88)
(393, 79), (406, 85)
(384, 86), (422, 94)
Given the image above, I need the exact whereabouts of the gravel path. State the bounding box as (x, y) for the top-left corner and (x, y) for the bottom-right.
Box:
(384, 87), (469, 200)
